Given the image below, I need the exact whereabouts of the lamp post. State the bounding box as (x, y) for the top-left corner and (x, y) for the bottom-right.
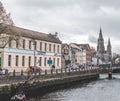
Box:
(31, 39), (36, 67)
(97, 56), (99, 66)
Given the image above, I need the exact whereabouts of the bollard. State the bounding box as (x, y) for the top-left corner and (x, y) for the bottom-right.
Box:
(108, 72), (112, 79)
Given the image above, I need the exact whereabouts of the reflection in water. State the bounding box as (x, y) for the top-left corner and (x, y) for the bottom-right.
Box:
(28, 74), (120, 101)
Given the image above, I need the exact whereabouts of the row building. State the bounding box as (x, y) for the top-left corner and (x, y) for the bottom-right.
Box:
(62, 43), (91, 68)
(0, 24), (62, 71)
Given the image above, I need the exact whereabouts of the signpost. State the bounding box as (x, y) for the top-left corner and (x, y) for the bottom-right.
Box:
(47, 59), (52, 65)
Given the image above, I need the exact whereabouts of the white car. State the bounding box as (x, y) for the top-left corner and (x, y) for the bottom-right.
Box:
(0, 69), (9, 75)
(70, 64), (79, 70)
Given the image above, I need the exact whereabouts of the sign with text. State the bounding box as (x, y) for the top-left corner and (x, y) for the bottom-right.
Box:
(47, 60), (52, 64)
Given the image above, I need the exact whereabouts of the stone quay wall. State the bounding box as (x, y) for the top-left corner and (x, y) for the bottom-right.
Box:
(0, 68), (99, 101)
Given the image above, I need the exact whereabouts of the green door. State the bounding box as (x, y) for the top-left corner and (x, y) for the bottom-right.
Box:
(0, 57), (1, 65)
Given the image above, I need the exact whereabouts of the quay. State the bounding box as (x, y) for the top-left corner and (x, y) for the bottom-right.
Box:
(0, 67), (99, 101)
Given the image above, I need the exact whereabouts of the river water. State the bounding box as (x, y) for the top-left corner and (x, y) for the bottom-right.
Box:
(28, 74), (120, 101)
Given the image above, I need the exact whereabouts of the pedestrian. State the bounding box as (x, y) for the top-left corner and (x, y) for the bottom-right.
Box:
(52, 65), (55, 69)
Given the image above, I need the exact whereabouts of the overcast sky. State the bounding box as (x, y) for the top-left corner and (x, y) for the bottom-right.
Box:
(1, 0), (120, 54)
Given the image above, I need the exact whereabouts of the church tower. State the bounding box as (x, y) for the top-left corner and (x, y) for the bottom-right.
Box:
(97, 28), (105, 61)
(107, 37), (112, 62)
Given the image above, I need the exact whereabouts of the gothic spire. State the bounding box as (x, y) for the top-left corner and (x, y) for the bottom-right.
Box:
(108, 37), (111, 46)
(99, 27), (103, 39)
(97, 27), (105, 61)
(107, 37), (112, 62)
(107, 37), (111, 50)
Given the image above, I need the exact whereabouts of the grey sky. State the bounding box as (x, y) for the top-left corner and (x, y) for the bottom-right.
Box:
(1, 0), (120, 54)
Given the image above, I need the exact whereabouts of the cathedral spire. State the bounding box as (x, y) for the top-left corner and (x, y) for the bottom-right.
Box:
(108, 37), (111, 47)
(107, 37), (112, 62)
(99, 27), (103, 39)
(97, 27), (105, 61)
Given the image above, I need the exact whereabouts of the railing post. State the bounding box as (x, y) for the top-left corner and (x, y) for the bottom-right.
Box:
(21, 70), (23, 76)
(38, 70), (41, 75)
(45, 69), (47, 75)
(13, 69), (16, 77)
(27, 71), (30, 79)
(56, 69), (58, 74)
(51, 69), (53, 75)
(69, 68), (71, 73)
(65, 68), (66, 73)
(61, 68), (63, 74)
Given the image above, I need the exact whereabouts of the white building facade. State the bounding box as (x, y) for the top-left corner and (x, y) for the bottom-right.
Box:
(0, 24), (62, 71)
(69, 43), (84, 65)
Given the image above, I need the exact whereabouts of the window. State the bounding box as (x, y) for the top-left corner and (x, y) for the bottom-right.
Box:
(34, 41), (37, 50)
(57, 58), (59, 66)
(23, 39), (25, 49)
(8, 55), (11, 66)
(40, 42), (42, 51)
(35, 56), (37, 66)
(49, 44), (51, 52)
(39, 57), (42, 66)
(53, 44), (55, 53)
(16, 55), (18, 66)
(22, 56), (25, 66)
(28, 56), (31, 66)
(45, 43), (47, 51)
(8, 40), (12, 48)
(16, 41), (19, 48)
(29, 41), (31, 49)
(49, 57), (51, 66)
(64, 49), (68, 54)
(44, 57), (46, 66)
(53, 58), (55, 65)
(57, 45), (59, 53)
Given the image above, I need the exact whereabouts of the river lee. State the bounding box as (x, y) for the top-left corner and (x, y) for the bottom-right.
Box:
(27, 74), (120, 101)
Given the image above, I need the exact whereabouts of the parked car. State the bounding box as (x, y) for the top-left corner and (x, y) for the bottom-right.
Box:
(0, 68), (9, 75)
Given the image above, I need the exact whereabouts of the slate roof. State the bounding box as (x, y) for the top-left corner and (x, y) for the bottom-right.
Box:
(0, 23), (62, 44)
(70, 43), (90, 50)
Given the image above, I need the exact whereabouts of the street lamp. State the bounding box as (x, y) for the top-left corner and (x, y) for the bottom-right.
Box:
(31, 39), (36, 67)
(97, 56), (99, 66)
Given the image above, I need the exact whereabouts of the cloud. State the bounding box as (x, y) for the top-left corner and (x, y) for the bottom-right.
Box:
(1, 0), (120, 54)
(88, 35), (97, 44)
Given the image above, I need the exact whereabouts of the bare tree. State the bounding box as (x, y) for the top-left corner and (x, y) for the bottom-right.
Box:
(0, 2), (20, 48)
(0, 1), (14, 25)
(0, 23), (21, 48)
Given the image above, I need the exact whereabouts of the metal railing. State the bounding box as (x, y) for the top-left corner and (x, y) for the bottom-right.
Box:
(0, 66), (99, 84)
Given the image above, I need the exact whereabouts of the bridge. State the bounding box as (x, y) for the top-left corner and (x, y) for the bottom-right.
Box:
(98, 63), (120, 79)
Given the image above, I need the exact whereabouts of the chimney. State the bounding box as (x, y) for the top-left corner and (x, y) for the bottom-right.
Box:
(54, 32), (58, 38)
